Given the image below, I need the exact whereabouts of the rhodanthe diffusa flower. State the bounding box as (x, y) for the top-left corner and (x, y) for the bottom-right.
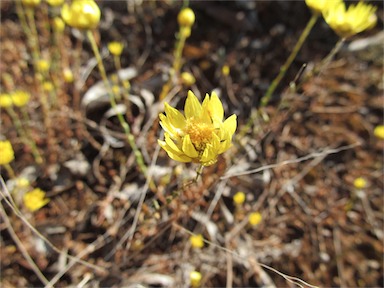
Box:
(108, 41), (124, 56)
(61, 0), (101, 30)
(178, 7), (195, 27)
(374, 125), (384, 140)
(23, 188), (50, 212)
(233, 191), (246, 205)
(0, 140), (15, 165)
(0, 93), (13, 108)
(305, 0), (341, 14)
(353, 177), (367, 189)
(190, 271), (202, 287)
(11, 91), (30, 107)
(158, 91), (237, 166)
(190, 234), (204, 248)
(249, 212), (262, 226)
(323, 1), (377, 38)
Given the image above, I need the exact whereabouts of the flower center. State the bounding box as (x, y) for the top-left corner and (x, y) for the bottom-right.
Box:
(183, 118), (214, 151)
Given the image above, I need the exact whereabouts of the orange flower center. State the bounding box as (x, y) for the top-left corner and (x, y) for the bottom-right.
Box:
(184, 118), (214, 151)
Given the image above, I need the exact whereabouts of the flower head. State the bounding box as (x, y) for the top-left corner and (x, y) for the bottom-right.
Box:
(374, 125), (384, 140)
(53, 17), (65, 32)
(178, 7), (195, 27)
(190, 271), (202, 287)
(158, 91), (237, 166)
(190, 234), (204, 248)
(11, 91), (30, 107)
(23, 188), (50, 212)
(0, 93), (13, 108)
(323, 2), (377, 38)
(108, 41), (124, 56)
(233, 191), (246, 205)
(305, 0), (342, 14)
(181, 72), (196, 86)
(353, 177), (367, 189)
(249, 212), (262, 226)
(63, 68), (74, 83)
(0, 140), (15, 165)
(61, 0), (101, 30)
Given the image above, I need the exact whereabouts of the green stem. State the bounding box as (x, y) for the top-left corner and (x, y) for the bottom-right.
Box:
(4, 164), (16, 179)
(315, 37), (346, 76)
(25, 6), (41, 69)
(260, 13), (319, 107)
(86, 30), (147, 175)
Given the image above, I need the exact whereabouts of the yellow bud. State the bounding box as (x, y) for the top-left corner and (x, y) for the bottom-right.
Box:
(0, 93), (13, 108)
(222, 65), (230, 76)
(36, 59), (50, 73)
(16, 178), (30, 188)
(353, 177), (367, 189)
(63, 68), (74, 83)
(43, 82), (54, 92)
(53, 17), (65, 32)
(190, 271), (202, 287)
(0, 140), (15, 165)
(248, 212), (262, 226)
(178, 7), (195, 27)
(108, 41), (124, 56)
(189, 234), (204, 249)
(233, 191), (245, 205)
(61, 0), (101, 30)
(46, 0), (64, 6)
(22, 0), (41, 7)
(23, 188), (50, 212)
(180, 72), (195, 86)
(11, 90), (30, 107)
(180, 26), (191, 38)
(112, 85), (120, 96)
(374, 125), (384, 140)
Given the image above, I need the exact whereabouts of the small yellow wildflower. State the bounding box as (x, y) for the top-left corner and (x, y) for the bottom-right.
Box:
(353, 177), (367, 189)
(11, 91), (30, 107)
(61, 0), (101, 30)
(190, 271), (202, 287)
(323, 2), (377, 38)
(178, 7), (195, 27)
(190, 234), (204, 248)
(181, 72), (196, 86)
(53, 17), (65, 32)
(374, 125), (384, 140)
(63, 68), (74, 83)
(22, 0), (41, 7)
(0, 93), (13, 108)
(158, 91), (237, 166)
(108, 41), (124, 56)
(0, 140), (15, 165)
(46, 0), (64, 6)
(249, 212), (262, 226)
(43, 82), (54, 92)
(233, 191), (246, 205)
(305, 0), (341, 14)
(36, 59), (50, 73)
(23, 188), (50, 212)
(222, 65), (230, 76)
(16, 178), (30, 188)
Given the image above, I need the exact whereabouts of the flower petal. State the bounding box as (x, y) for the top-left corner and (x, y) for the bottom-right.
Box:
(223, 114), (237, 137)
(182, 134), (199, 158)
(207, 91), (224, 121)
(164, 102), (186, 129)
(200, 144), (218, 166)
(159, 114), (181, 139)
(185, 90), (202, 119)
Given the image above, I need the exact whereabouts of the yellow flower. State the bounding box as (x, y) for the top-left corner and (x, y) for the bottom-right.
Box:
(22, 0), (41, 7)
(36, 59), (50, 73)
(190, 234), (204, 248)
(53, 17), (65, 32)
(323, 2), (377, 38)
(353, 177), (367, 189)
(0, 140), (15, 165)
(180, 72), (196, 86)
(178, 7), (195, 27)
(46, 0), (64, 6)
(11, 91), (30, 107)
(23, 188), (50, 212)
(43, 81), (54, 92)
(222, 65), (230, 76)
(233, 191), (246, 205)
(108, 41), (124, 56)
(158, 91), (237, 166)
(61, 0), (101, 30)
(374, 125), (384, 140)
(190, 271), (202, 287)
(0, 93), (13, 108)
(248, 212), (262, 226)
(305, 0), (342, 14)
(63, 68), (74, 83)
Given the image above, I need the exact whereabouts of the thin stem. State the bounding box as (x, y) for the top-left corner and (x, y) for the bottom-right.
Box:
(260, 13), (319, 107)
(4, 164), (16, 179)
(315, 37), (346, 76)
(86, 30), (147, 175)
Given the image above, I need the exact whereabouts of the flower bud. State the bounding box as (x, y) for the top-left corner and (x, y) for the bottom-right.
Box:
(61, 0), (101, 30)
(177, 7), (195, 27)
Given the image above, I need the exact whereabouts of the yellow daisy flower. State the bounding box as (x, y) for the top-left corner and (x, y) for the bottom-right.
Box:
(158, 91), (237, 166)
(0, 140), (15, 165)
(323, 1), (377, 38)
(108, 41), (124, 56)
(23, 188), (50, 212)
(305, 0), (342, 14)
(11, 91), (30, 107)
(190, 234), (204, 249)
(61, 0), (101, 30)
(0, 93), (13, 108)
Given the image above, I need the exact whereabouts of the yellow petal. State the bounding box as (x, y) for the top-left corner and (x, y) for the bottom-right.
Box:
(208, 91), (224, 121)
(164, 102), (186, 129)
(200, 144), (218, 166)
(159, 114), (180, 139)
(182, 134), (199, 158)
(223, 114), (237, 136)
(185, 90), (202, 119)
(164, 134), (182, 153)
(166, 150), (192, 163)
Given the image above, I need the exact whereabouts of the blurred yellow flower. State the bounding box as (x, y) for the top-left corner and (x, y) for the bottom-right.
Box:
(53, 17), (65, 32)
(178, 7), (195, 27)
(233, 191), (246, 205)
(222, 65), (230, 76)
(0, 93), (13, 108)
(374, 125), (384, 140)
(16, 177), (30, 188)
(181, 72), (196, 86)
(36, 59), (50, 73)
(190, 234), (204, 248)
(0, 140), (15, 165)
(323, 2), (377, 38)
(108, 41), (124, 56)
(249, 212), (262, 226)
(22, 0), (41, 7)
(23, 188), (50, 212)
(305, 0), (341, 14)
(63, 68), (74, 83)
(158, 91), (237, 166)
(43, 81), (54, 92)
(61, 0), (101, 30)
(11, 91), (30, 107)
(190, 271), (202, 287)
(46, 0), (64, 6)
(353, 177), (367, 189)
